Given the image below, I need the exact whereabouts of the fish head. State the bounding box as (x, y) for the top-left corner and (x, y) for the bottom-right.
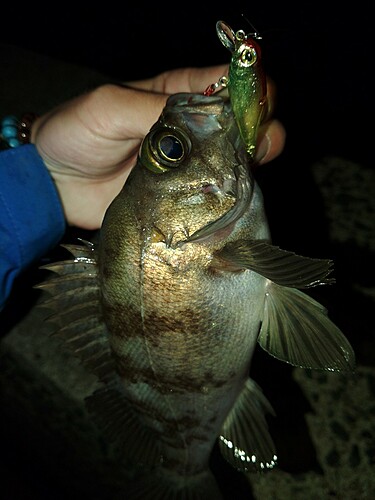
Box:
(107, 92), (257, 251)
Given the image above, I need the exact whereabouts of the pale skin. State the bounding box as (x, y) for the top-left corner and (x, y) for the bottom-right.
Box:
(31, 65), (285, 230)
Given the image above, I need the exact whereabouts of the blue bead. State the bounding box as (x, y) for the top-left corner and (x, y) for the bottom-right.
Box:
(8, 137), (21, 147)
(1, 115), (18, 127)
(2, 124), (18, 138)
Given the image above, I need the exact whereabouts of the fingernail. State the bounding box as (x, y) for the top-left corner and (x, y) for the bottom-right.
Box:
(255, 133), (271, 163)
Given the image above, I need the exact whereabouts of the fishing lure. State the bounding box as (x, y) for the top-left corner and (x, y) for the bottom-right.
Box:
(205, 20), (267, 158)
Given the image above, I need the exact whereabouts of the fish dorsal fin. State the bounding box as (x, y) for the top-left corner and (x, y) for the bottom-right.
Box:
(36, 242), (115, 383)
(259, 284), (355, 371)
(213, 240), (335, 288)
(219, 378), (277, 472)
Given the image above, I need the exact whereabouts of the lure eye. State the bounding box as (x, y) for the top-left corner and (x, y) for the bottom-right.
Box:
(238, 44), (258, 68)
(139, 127), (191, 174)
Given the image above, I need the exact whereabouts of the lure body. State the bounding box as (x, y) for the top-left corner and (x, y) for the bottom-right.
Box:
(216, 20), (267, 157)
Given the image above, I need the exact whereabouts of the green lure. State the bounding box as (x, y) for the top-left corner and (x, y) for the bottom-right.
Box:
(216, 20), (267, 158)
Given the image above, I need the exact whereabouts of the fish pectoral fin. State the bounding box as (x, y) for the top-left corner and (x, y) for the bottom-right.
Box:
(213, 239), (355, 372)
(213, 240), (335, 288)
(219, 378), (277, 472)
(85, 382), (161, 467)
(259, 283), (356, 372)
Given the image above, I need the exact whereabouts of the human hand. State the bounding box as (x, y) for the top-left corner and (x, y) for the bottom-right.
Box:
(31, 66), (285, 230)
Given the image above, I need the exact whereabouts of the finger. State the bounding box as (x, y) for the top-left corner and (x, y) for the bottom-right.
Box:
(256, 119), (286, 165)
(262, 77), (277, 123)
(79, 84), (170, 139)
(121, 85), (285, 165)
(101, 77), (284, 163)
(125, 65), (228, 94)
(162, 65), (229, 94)
(110, 85), (285, 161)
(116, 87), (170, 136)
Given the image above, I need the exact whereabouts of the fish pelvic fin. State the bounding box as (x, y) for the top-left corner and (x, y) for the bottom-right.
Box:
(123, 468), (223, 500)
(219, 378), (277, 473)
(213, 239), (355, 372)
(260, 283), (355, 372)
(35, 240), (115, 383)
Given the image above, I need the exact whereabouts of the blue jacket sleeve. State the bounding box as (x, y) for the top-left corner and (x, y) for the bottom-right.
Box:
(0, 144), (66, 310)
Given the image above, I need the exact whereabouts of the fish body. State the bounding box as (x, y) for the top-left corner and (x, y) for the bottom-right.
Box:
(38, 23), (355, 500)
(98, 94), (274, 492)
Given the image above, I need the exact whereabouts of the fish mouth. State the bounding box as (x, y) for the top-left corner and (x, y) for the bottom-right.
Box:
(177, 163), (253, 247)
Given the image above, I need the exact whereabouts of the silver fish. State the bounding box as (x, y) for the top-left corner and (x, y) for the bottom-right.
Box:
(38, 91), (355, 499)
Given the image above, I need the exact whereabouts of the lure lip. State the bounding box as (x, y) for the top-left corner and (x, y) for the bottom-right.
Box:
(216, 20), (236, 52)
(216, 20), (262, 54)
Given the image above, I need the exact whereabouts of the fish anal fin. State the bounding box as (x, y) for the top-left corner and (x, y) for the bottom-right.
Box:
(124, 468), (223, 500)
(213, 239), (335, 288)
(85, 383), (162, 468)
(259, 283), (356, 372)
(219, 378), (277, 473)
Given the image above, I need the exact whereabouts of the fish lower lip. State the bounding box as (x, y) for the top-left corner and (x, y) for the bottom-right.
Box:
(177, 164), (253, 246)
(201, 181), (235, 198)
(202, 184), (221, 195)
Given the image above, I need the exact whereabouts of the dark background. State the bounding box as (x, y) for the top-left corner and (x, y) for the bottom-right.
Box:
(1, 1), (372, 252)
(1, 2), (373, 499)
(1, 1), (372, 249)
(1, 1), (372, 169)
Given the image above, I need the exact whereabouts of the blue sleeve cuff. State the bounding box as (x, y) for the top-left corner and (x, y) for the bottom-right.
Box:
(0, 144), (66, 309)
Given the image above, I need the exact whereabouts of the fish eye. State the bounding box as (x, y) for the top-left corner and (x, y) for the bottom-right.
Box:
(139, 127), (191, 174)
(158, 135), (184, 162)
(238, 44), (257, 67)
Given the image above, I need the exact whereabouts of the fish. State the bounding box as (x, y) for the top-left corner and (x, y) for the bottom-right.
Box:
(37, 22), (355, 500)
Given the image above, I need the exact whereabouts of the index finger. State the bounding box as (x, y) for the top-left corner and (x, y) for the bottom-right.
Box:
(125, 65), (228, 95)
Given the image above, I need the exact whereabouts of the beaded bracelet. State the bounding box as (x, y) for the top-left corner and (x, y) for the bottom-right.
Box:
(0, 112), (38, 150)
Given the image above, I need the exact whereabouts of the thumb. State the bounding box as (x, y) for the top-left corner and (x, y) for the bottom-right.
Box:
(105, 85), (169, 138)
